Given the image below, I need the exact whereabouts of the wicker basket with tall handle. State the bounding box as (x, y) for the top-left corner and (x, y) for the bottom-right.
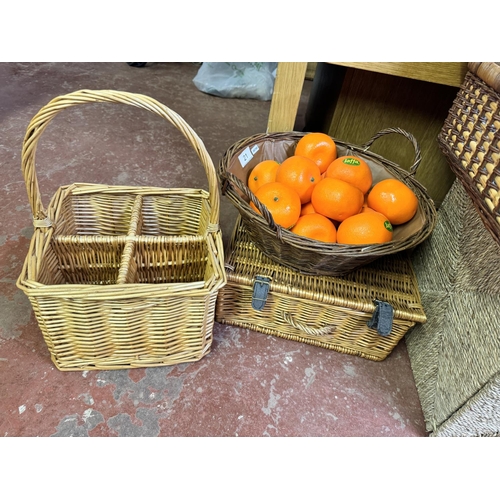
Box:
(16, 89), (226, 371)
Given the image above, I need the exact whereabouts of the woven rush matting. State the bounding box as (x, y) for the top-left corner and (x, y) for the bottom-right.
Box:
(406, 179), (500, 436)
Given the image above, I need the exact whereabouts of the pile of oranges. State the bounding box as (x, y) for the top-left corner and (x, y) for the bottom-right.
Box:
(248, 132), (419, 245)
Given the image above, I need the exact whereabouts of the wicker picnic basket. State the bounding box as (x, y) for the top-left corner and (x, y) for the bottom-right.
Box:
(438, 62), (500, 247)
(216, 217), (427, 362)
(16, 89), (226, 372)
(218, 128), (437, 276)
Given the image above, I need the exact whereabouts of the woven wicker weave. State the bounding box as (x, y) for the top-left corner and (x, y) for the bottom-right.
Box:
(406, 180), (500, 436)
(16, 89), (226, 371)
(438, 63), (500, 247)
(218, 128), (437, 276)
(216, 217), (426, 362)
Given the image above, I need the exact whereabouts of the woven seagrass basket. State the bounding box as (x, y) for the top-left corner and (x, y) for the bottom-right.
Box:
(438, 62), (500, 247)
(16, 89), (226, 371)
(218, 128), (437, 276)
(407, 179), (500, 436)
(216, 217), (427, 362)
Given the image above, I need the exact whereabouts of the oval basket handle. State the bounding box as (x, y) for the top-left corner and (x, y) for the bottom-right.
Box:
(283, 312), (335, 336)
(360, 127), (422, 176)
(21, 89), (220, 228)
(222, 170), (287, 238)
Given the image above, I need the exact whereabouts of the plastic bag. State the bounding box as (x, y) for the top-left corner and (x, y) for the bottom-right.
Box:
(193, 62), (278, 101)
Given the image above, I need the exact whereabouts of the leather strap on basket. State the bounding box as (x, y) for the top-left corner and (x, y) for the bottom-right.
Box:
(361, 127), (422, 176)
(367, 300), (394, 337)
(21, 89), (220, 228)
(250, 277), (336, 337)
(251, 275), (272, 311)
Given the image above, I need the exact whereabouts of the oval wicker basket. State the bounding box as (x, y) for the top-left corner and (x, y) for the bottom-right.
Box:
(218, 128), (437, 276)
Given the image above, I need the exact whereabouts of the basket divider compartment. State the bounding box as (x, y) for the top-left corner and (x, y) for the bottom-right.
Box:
(117, 194), (142, 284)
(51, 235), (127, 285)
(134, 235), (208, 285)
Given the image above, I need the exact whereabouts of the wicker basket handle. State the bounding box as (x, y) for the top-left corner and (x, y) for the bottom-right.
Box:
(360, 127), (422, 176)
(282, 312), (335, 336)
(21, 89), (220, 228)
(223, 171), (284, 236)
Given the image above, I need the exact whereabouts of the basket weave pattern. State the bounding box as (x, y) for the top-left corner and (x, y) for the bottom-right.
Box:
(407, 180), (500, 436)
(17, 90), (226, 371)
(438, 66), (500, 247)
(216, 218), (426, 362)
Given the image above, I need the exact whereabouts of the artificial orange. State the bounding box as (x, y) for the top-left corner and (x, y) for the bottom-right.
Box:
(300, 201), (316, 216)
(337, 212), (394, 245)
(367, 178), (419, 225)
(250, 182), (301, 229)
(325, 155), (373, 194)
(275, 155), (321, 204)
(311, 177), (364, 222)
(247, 159), (280, 194)
(291, 213), (337, 243)
(295, 132), (338, 174)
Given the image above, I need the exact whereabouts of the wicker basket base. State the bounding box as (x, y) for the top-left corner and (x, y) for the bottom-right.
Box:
(407, 180), (500, 436)
(216, 218), (426, 362)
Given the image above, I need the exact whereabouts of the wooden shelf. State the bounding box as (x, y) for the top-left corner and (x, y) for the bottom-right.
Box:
(330, 62), (468, 88)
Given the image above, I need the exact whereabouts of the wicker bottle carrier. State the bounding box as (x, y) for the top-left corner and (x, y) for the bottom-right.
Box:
(438, 62), (500, 247)
(16, 89), (226, 372)
(218, 128), (437, 276)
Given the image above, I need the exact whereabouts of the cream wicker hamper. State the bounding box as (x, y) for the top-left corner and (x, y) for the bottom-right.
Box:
(16, 89), (226, 371)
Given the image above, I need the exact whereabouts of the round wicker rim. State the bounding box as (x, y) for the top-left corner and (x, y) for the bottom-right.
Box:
(218, 128), (437, 258)
(21, 89), (220, 228)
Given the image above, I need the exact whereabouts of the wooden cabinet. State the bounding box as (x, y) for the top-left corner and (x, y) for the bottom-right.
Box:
(267, 62), (469, 207)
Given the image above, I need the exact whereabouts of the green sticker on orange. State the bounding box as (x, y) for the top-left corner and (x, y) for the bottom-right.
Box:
(342, 157), (361, 166)
(384, 220), (393, 232)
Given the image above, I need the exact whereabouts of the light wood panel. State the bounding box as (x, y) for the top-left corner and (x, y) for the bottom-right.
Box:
(326, 67), (459, 206)
(331, 62), (468, 88)
(267, 62), (308, 133)
(306, 62), (317, 80)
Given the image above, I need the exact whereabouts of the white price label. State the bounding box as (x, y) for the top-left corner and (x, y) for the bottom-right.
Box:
(251, 144), (260, 155)
(238, 147), (253, 168)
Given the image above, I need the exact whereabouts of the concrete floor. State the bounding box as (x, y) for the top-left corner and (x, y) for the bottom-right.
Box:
(0, 62), (428, 437)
